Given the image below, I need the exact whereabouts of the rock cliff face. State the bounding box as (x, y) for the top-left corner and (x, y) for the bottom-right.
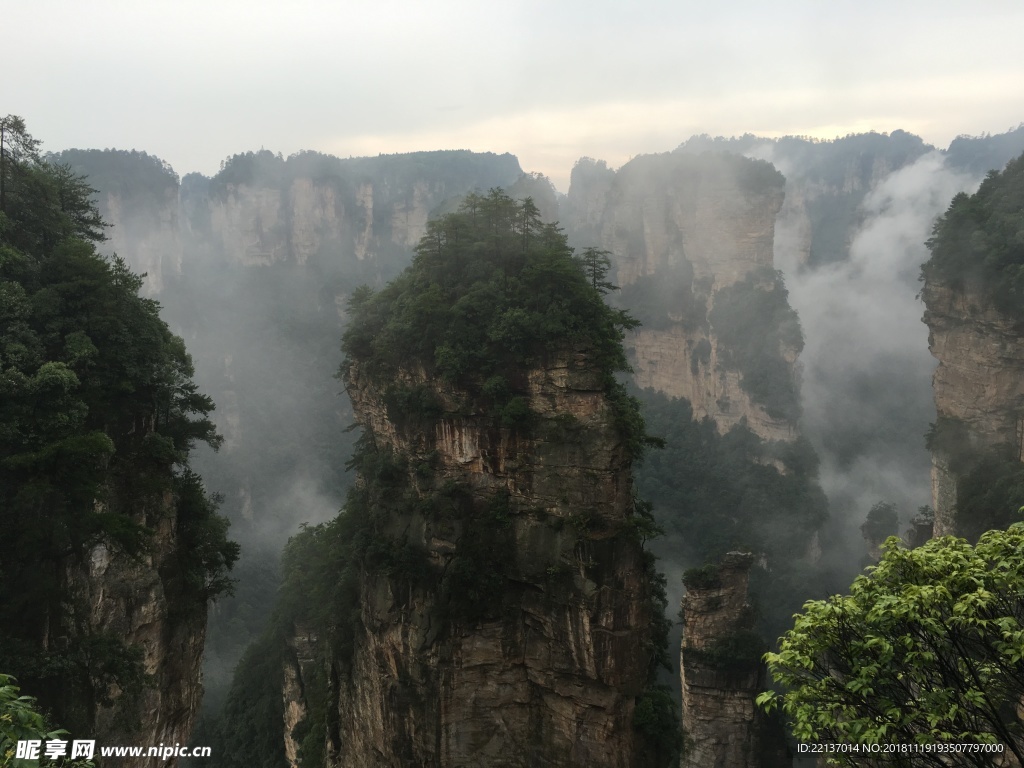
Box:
(328, 355), (655, 767)
(679, 554), (789, 768)
(197, 176), (446, 268)
(564, 153), (798, 444)
(674, 130), (933, 269)
(626, 325), (799, 442)
(67, 500), (206, 764)
(566, 154), (781, 290)
(180, 151), (525, 271)
(922, 279), (1024, 536)
(99, 187), (183, 295)
(283, 625), (320, 768)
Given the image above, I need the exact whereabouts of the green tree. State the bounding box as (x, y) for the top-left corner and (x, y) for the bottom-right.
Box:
(861, 501), (899, 542)
(341, 189), (651, 456)
(0, 115), (41, 216)
(922, 151), (1024, 316)
(759, 524), (1024, 766)
(579, 246), (616, 294)
(213, 190), (674, 766)
(0, 118), (237, 735)
(1, 674), (93, 768)
(708, 267), (804, 421)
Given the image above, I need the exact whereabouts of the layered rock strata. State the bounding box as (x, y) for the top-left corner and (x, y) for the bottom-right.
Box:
(565, 153), (799, 445)
(329, 356), (655, 768)
(283, 625), (320, 768)
(679, 553), (789, 768)
(63, 493), (207, 767)
(922, 279), (1024, 536)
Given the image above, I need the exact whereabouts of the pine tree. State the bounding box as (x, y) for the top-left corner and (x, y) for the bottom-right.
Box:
(0, 115), (41, 216)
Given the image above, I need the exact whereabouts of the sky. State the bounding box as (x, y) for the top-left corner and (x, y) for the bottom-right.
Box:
(7, 0), (1024, 190)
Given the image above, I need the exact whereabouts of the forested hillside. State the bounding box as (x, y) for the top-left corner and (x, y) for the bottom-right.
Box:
(0, 116), (236, 751)
(922, 151), (1024, 540)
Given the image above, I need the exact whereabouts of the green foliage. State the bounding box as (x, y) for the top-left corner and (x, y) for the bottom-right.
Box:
(923, 151), (1024, 316)
(440, 518), (514, 622)
(926, 416), (1024, 541)
(342, 189), (651, 455)
(172, 470), (241, 600)
(202, 631), (288, 768)
(579, 246), (616, 294)
(633, 683), (683, 767)
(861, 501), (899, 542)
(685, 630), (767, 674)
(292, 662), (328, 768)
(633, 388), (826, 566)
(0, 632), (147, 739)
(49, 149), (178, 216)
(761, 525), (1024, 766)
(682, 564), (723, 591)
(954, 447), (1024, 542)
(946, 125), (1024, 175)
(677, 130), (929, 187)
(709, 267), (803, 421)
(211, 149), (521, 199)
(632, 387), (828, 642)
(1, 674), (94, 768)
(382, 383), (443, 426)
(632, 544), (681, 768)
(924, 416), (972, 466)
(0, 118), (235, 733)
(1, 119), (106, 252)
(618, 263), (709, 333)
(619, 148), (784, 198)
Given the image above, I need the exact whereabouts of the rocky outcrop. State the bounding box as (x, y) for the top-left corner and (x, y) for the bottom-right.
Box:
(566, 153), (782, 290)
(283, 625), (320, 768)
(674, 130), (933, 269)
(183, 151), (525, 270)
(329, 356), (656, 767)
(565, 153), (799, 445)
(922, 279), (1024, 536)
(627, 325), (799, 441)
(200, 176), (390, 267)
(63, 493), (207, 767)
(679, 554), (789, 768)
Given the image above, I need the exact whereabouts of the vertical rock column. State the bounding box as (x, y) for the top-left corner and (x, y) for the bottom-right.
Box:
(329, 357), (657, 768)
(680, 553), (789, 768)
(922, 280), (1024, 537)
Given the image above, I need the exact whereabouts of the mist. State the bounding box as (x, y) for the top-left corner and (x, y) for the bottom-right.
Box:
(41, 128), (1024, 763)
(773, 151), (980, 530)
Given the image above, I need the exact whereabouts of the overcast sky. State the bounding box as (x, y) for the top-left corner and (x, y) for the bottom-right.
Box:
(7, 0), (1023, 190)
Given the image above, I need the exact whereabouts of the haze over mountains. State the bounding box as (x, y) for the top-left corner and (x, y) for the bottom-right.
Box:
(4, 113), (1023, 767)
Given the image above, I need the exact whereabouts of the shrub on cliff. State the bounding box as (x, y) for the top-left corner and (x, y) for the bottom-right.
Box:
(923, 151), (1024, 316)
(342, 188), (658, 458)
(925, 416), (1024, 541)
(708, 267), (803, 422)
